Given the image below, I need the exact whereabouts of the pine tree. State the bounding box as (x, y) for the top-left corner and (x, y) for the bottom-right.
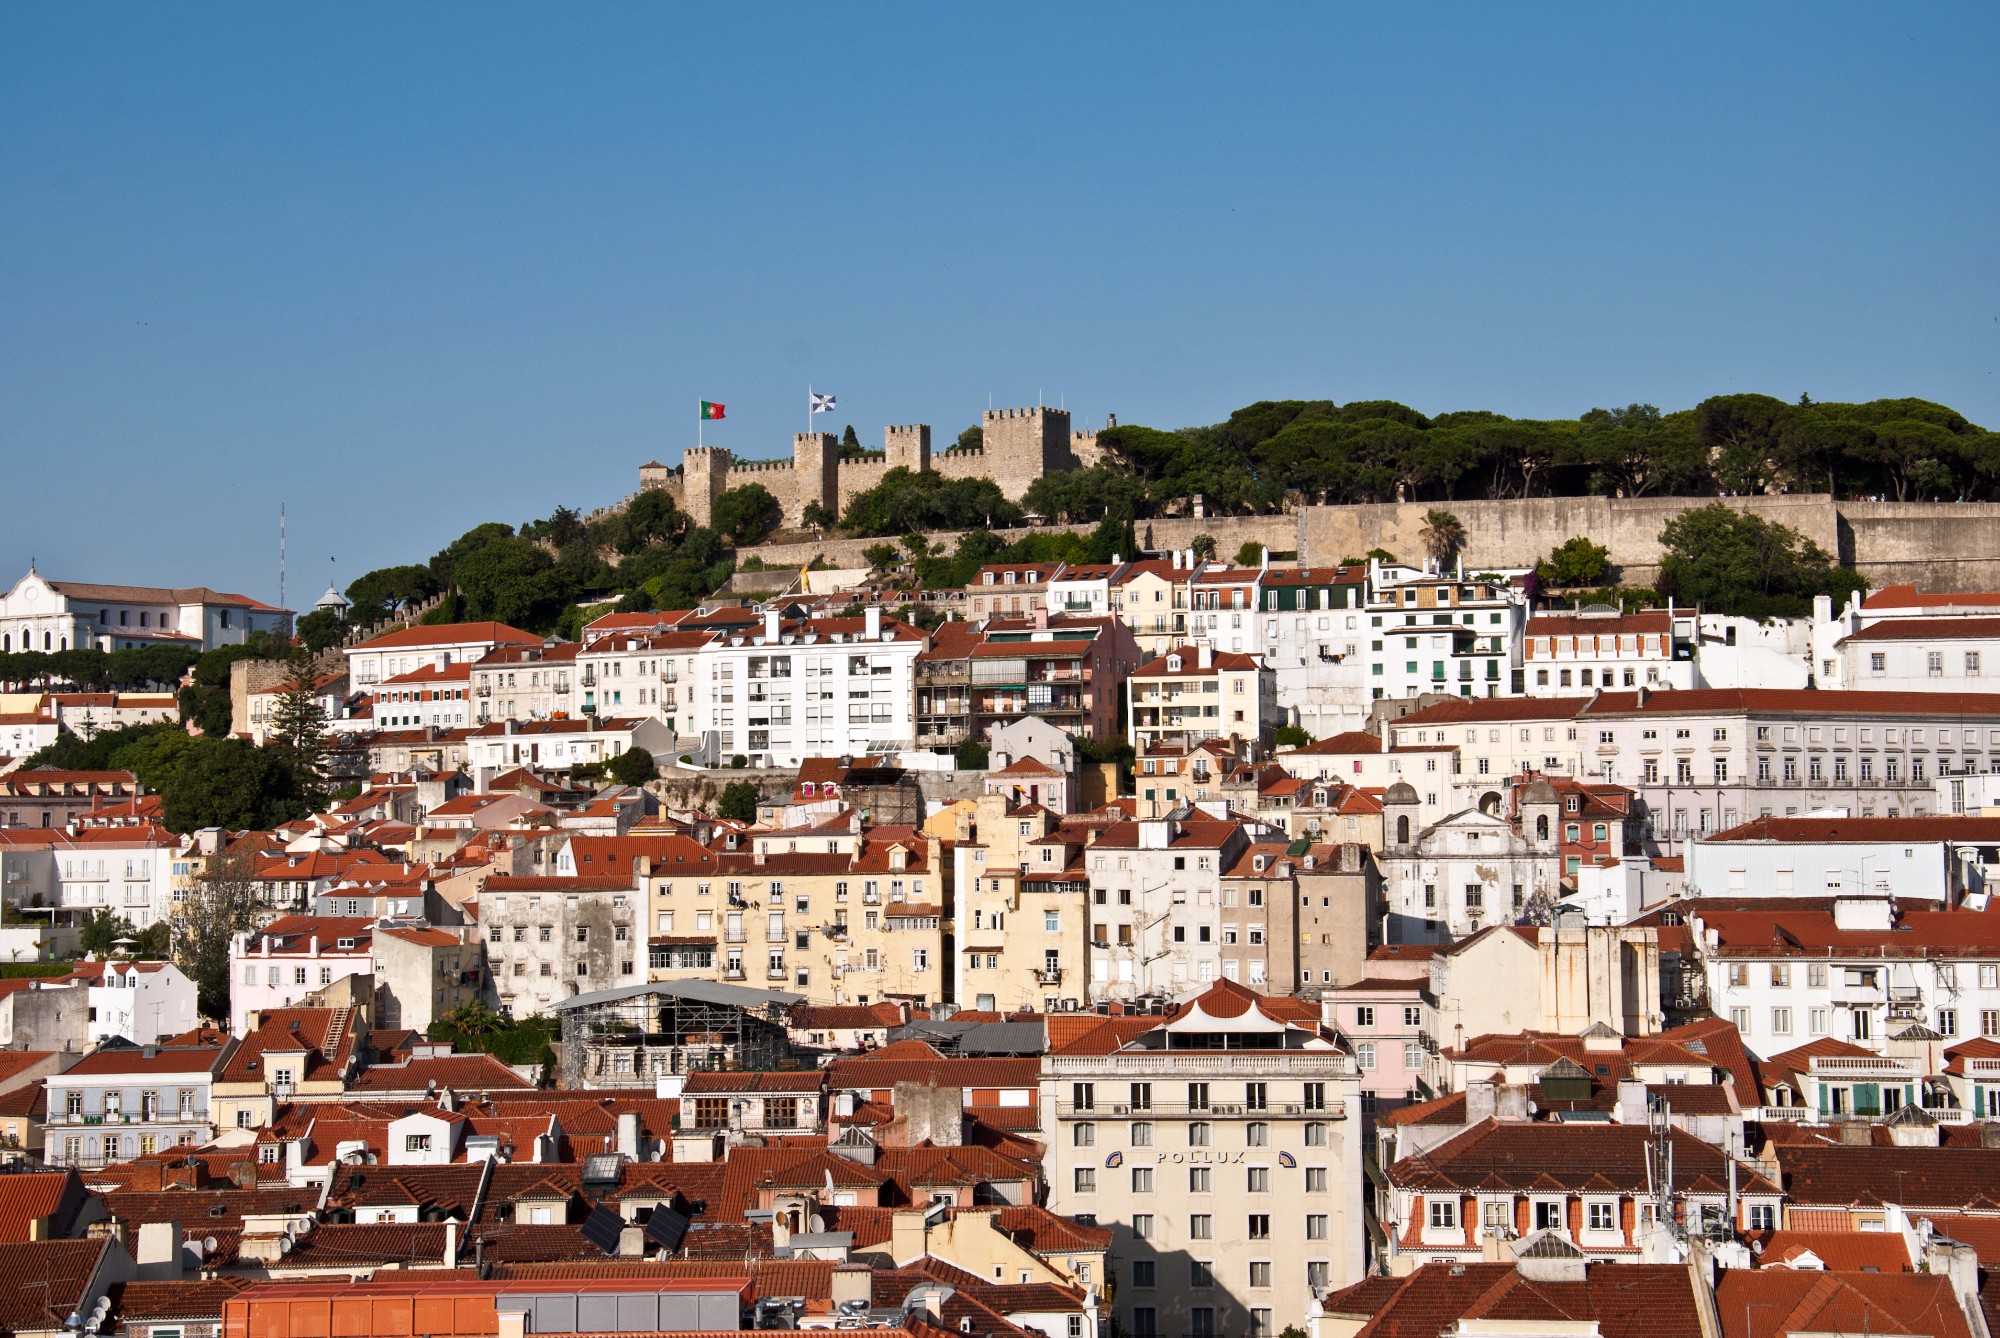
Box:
(269, 643), (330, 794)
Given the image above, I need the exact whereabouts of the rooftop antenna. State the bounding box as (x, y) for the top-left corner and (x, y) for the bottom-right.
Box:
(279, 502), (286, 610)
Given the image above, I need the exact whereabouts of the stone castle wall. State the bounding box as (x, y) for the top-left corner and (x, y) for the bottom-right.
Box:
(642, 408), (1089, 529)
(1296, 494), (2000, 591)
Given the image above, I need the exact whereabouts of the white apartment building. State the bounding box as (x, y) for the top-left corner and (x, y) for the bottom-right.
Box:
(369, 661), (472, 731)
(1522, 606), (1697, 695)
(1188, 566), (1265, 657)
(52, 826), (177, 930)
(574, 629), (711, 731)
(345, 621), (541, 688)
(0, 567), (290, 654)
(1040, 982), (1365, 1338)
(1363, 571), (1525, 702)
(1083, 815), (1253, 1000)
(1685, 896), (2000, 1062)
(1258, 566), (1372, 737)
(1684, 815), (1995, 904)
(1389, 688), (2000, 847)
(228, 916), (376, 1034)
(1127, 645), (1276, 754)
(470, 641), (581, 725)
(1830, 618), (2000, 693)
(691, 607), (926, 768)
(466, 715), (674, 777)
(1045, 562), (1122, 619)
(45, 1039), (232, 1168)
(75, 960), (199, 1045)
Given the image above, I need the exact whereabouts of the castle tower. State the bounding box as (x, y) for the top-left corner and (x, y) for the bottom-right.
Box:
(791, 432), (840, 527)
(980, 406), (1072, 499)
(885, 423), (931, 473)
(681, 446), (733, 529)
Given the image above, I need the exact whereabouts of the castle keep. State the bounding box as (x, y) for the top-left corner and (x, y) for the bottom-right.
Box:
(638, 405), (1105, 529)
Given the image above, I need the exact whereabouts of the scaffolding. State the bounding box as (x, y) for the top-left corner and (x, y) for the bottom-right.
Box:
(553, 980), (807, 1089)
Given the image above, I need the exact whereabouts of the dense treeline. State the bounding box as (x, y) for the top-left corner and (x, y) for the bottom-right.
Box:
(342, 483), (778, 638)
(0, 644), (198, 693)
(23, 721), (315, 833)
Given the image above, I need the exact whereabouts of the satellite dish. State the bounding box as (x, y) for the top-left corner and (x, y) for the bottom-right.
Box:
(279, 1237), (293, 1255)
(204, 1236), (219, 1253)
(295, 1218), (312, 1236)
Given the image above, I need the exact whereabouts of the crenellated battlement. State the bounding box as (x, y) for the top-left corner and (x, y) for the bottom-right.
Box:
(641, 405), (1081, 532)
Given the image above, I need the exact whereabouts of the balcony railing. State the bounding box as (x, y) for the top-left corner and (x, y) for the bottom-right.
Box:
(1054, 1099), (1345, 1118)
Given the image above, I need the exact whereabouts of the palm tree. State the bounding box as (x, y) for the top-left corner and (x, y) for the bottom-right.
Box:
(1419, 509), (1466, 573)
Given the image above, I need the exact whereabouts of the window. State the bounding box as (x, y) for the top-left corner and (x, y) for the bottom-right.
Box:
(1246, 1122), (1269, 1146)
(1588, 1202), (1615, 1232)
(1748, 1203), (1775, 1231)
(1939, 1008), (1959, 1038)
(1304, 1122), (1327, 1147)
(1248, 1261), (1272, 1288)
(405, 1134), (431, 1152)
(1771, 1008), (1792, 1035)
(1354, 1005), (1375, 1026)
(1355, 1042), (1376, 1070)
(1131, 1214), (1153, 1240)
(1246, 1166), (1270, 1192)
(1428, 1199), (1458, 1229)
(1306, 1166), (1328, 1192)
(1131, 1309), (1157, 1338)
(1188, 1121), (1211, 1146)
(1247, 1214), (1270, 1239)
(1073, 1123), (1095, 1147)
(1130, 1261), (1155, 1289)
(1534, 1200), (1563, 1231)
(1130, 1167), (1154, 1193)
(1073, 1168), (1095, 1193)
(1188, 1214), (1212, 1240)
(1189, 1166), (1211, 1192)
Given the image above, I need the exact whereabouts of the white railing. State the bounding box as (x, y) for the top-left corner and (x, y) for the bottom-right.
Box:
(1809, 1056), (1920, 1078)
(1045, 1053), (1354, 1076)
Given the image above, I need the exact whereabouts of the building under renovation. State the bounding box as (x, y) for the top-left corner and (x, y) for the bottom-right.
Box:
(553, 980), (806, 1089)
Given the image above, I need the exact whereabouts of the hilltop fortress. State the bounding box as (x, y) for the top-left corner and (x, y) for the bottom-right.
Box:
(637, 405), (1105, 528)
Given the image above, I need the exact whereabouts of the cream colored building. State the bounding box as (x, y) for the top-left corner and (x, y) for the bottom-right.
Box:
(637, 821), (951, 1006)
(1041, 981), (1366, 1337)
(953, 795), (1090, 1012)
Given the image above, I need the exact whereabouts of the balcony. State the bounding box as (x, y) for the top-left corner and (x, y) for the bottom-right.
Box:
(1034, 967), (1064, 985)
(1054, 1099), (1345, 1118)
(580, 672), (597, 687)
(723, 966), (746, 981)
(767, 968), (789, 981)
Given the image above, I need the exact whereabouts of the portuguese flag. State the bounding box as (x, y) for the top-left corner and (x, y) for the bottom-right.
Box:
(699, 401), (726, 420)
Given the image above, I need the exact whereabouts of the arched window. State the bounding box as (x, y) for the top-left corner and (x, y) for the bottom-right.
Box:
(1535, 814), (1550, 841)
(1396, 815), (1410, 844)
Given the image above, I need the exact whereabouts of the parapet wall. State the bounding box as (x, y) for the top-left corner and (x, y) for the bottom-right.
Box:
(1296, 495), (2000, 591)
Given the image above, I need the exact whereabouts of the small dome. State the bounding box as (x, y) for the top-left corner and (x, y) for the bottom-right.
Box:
(1384, 781), (1420, 804)
(315, 585), (350, 612)
(1521, 779), (1559, 804)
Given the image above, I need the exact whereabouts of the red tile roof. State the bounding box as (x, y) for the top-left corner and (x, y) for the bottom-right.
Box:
(1337, 1261), (1700, 1338)
(353, 622), (541, 650)
(1776, 1144), (2000, 1211)
(1716, 1269), (1976, 1338)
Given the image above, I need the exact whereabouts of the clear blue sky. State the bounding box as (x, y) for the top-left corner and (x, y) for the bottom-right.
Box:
(4, 3), (1996, 606)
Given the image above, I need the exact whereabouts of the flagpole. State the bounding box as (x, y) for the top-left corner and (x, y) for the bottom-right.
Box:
(808, 383), (813, 438)
(698, 400), (703, 450)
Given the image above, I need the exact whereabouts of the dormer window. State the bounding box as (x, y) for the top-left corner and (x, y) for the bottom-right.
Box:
(336, 938), (357, 950)
(1565, 795), (1581, 813)
(1167, 656), (1182, 672)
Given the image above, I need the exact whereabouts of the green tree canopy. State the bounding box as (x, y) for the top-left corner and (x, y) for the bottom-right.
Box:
(716, 780), (759, 824)
(1655, 503), (1866, 619)
(607, 745), (658, 787)
(710, 484), (784, 547)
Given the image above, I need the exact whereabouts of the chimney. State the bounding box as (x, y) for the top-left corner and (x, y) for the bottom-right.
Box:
(890, 1209), (929, 1266)
(443, 1219), (459, 1267)
(1197, 644), (1213, 670)
(134, 1221), (184, 1281)
(1464, 1080), (1498, 1125)
(1260, 547), (1270, 571)
(617, 1110), (641, 1161)
(831, 1264), (873, 1310)
(865, 606), (882, 640)
(764, 610), (780, 643)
